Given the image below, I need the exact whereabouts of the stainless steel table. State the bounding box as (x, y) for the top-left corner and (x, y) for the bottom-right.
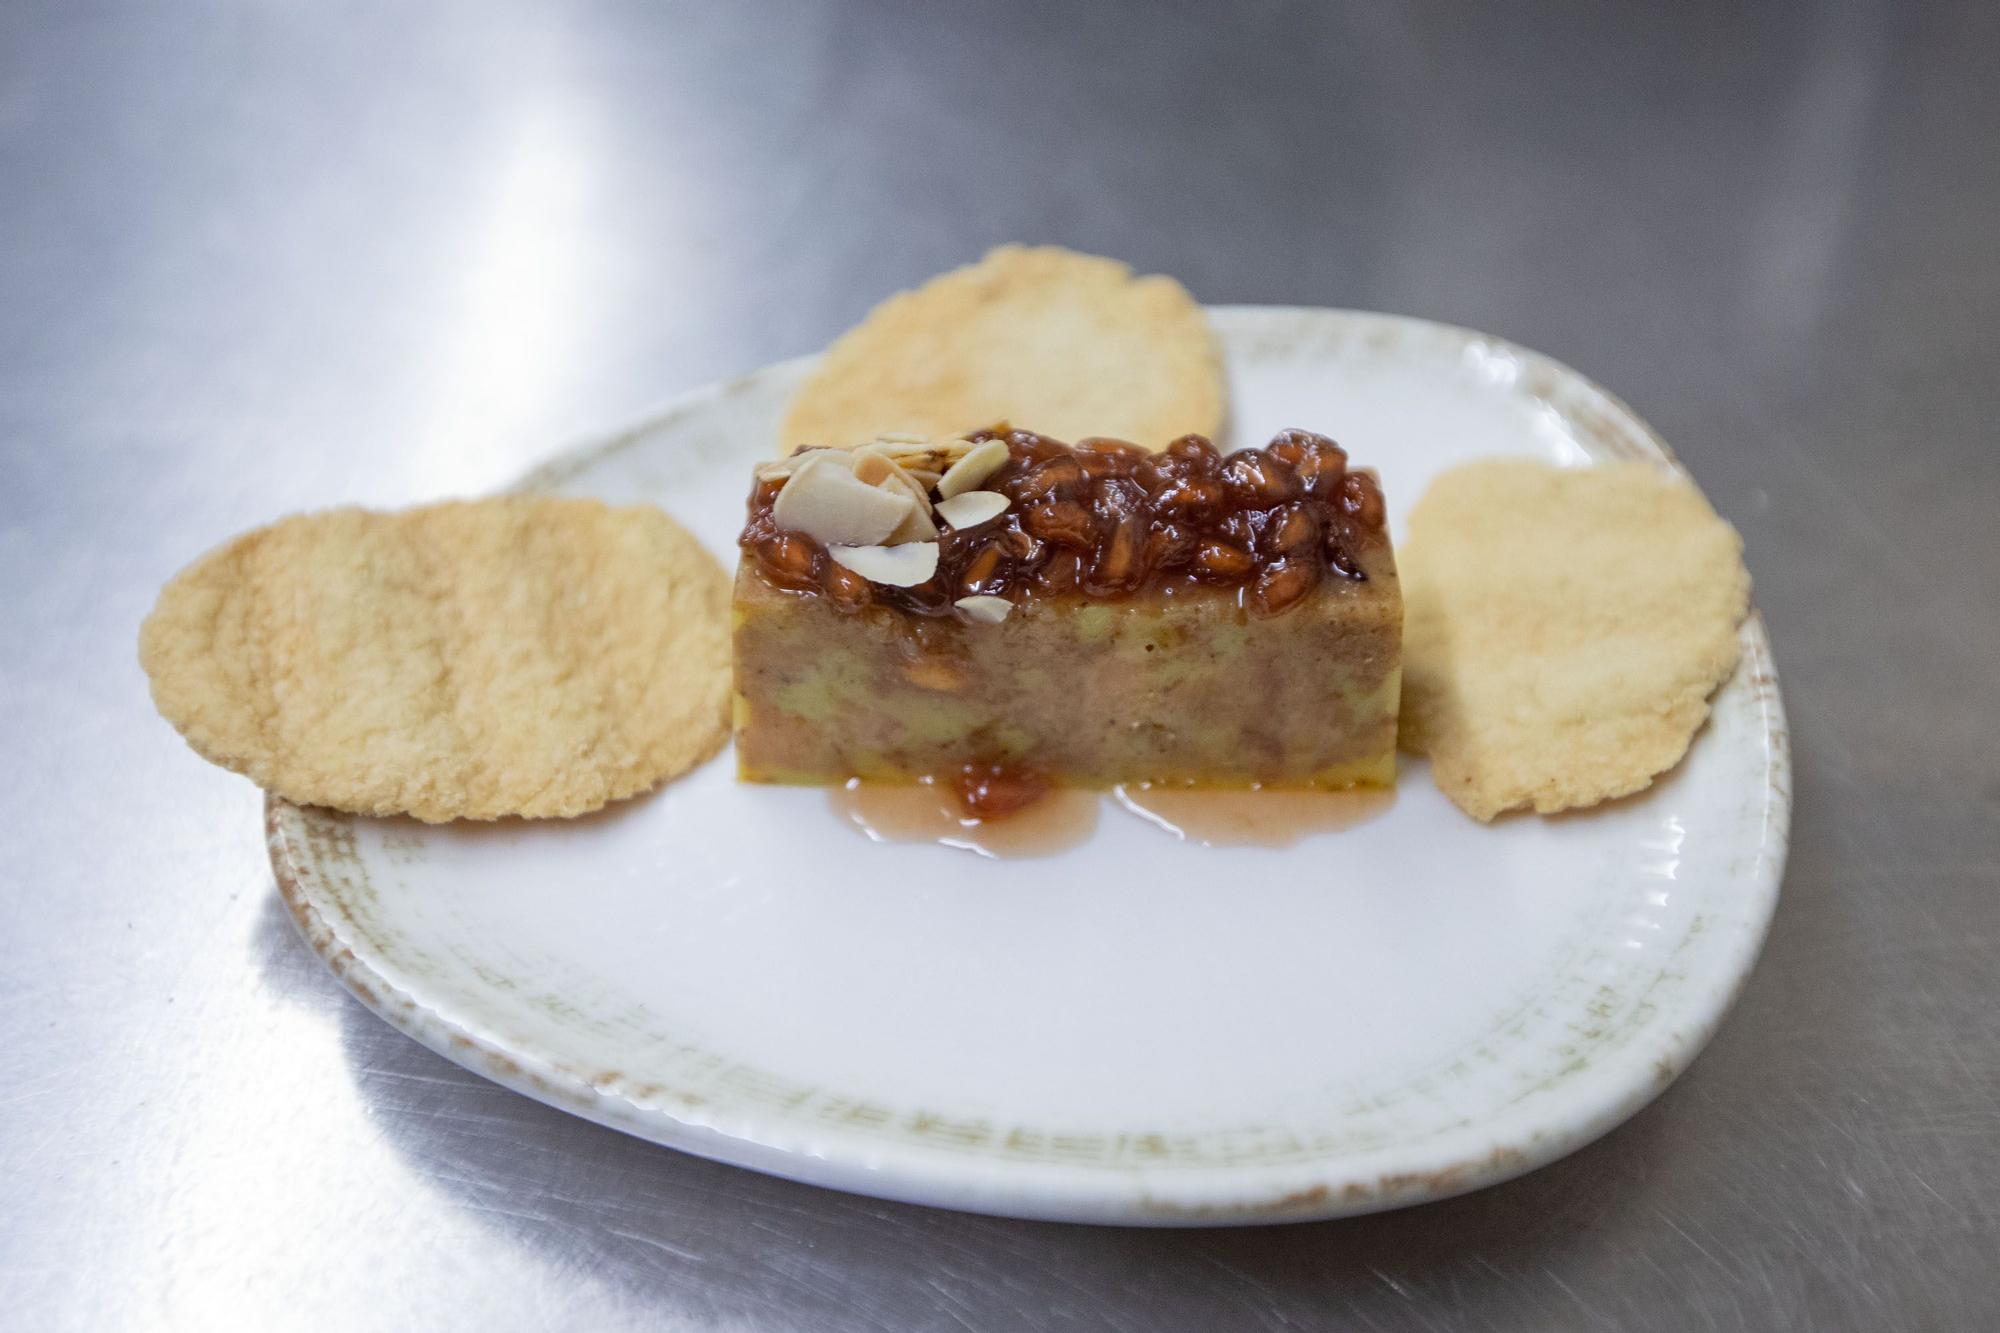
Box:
(5, 3), (1996, 1329)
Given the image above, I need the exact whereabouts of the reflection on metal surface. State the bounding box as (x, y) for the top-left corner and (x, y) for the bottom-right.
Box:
(1745, 0), (1893, 354)
(415, 106), (598, 495)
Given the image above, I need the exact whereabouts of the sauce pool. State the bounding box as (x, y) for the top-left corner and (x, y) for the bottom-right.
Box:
(829, 779), (1100, 859)
(827, 780), (1393, 858)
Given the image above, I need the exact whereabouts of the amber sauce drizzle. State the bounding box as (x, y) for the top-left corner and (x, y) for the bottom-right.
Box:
(828, 780), (1393, 857)
(830, 779), (1100, 859)
(1111, 785), (1395, 847)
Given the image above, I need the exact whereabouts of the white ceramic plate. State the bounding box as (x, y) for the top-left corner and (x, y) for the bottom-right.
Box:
(270, 308), (1788, 1226)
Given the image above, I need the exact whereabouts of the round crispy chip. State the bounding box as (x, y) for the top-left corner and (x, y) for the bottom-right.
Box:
(781, 244), (1226, 451)
(1398, 459), (1751, 822)
(139, 496), (730, 822)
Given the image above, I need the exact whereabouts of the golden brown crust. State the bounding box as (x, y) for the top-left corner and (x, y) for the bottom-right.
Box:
(780, 245), (1226, 451)
(138, 496), (730, 822)
(1397, 459), (1750, 821)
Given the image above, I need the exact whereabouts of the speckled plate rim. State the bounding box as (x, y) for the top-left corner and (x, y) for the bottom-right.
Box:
(269, 306), (1790, 1226)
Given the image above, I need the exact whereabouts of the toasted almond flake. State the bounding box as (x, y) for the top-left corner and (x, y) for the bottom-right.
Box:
(828, 541), (940, 587)
(757, 447), (861, 482)
(938, 438), (1011, 498)
(886, 502), (938, 543)
(850, 446), (895, 487)
(935, 490), (1010, 528)
(954, 594), (1013, 624)
(882, 458), (935, 512)
(872, 446), (964, 476)
(875, 431), (932, 444)
(772, 454), (914, 547)
(875, 455), (939, 543)
(758, 438), (971, 484)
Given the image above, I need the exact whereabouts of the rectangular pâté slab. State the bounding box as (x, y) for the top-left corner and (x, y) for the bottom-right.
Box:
(732, 429), (1400, 811)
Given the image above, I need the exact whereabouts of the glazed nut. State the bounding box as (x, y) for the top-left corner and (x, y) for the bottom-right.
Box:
(1219, 450), (1303, 505)
(756, 532), (820, 590)
(1089, 476), (1146, 521)
(1087, 516), (1146, 591)
(958, 541), (1005, 594)
(1164, 435), (1221, 471)
(1193, 538), (1254, 581)
(997, 526), (1037, 559)
(1016, 455), (1085, 503)
(821, 558), (874, 611)
(772, 451), (916, 547)
(827, 540), (940, 587)
(1252, 558), (1321, 615)
(1268, 502), (1321, 556)
(1339, 470), (1387, 529)
(1035, 548), (1082, 592)
(1149, 475), (1222, 519)
(1022, 499), (1096, 549)
(1144, 521), (1198, 570)
(937, 438), (1011, 498)
(954, 594), (1012, 624)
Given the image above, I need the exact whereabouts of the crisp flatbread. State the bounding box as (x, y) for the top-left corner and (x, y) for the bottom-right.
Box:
(1399, 459), (1751, 820)
(139, 496), (729, 821)
(781, 244), (1225, 451)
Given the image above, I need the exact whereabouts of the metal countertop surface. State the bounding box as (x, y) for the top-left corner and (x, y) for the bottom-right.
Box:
(4, 3), (1996, 1329)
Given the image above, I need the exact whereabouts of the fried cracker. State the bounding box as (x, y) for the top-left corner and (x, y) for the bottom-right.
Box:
(1398, 459), (1750, 821)
(780, 245), (1225, 451)
(139, 496), (730, 821)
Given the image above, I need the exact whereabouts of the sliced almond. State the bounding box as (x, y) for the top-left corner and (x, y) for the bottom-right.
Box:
(772, 454), (914, 547)
(872, 455), (939, 542)
(954, 594), (1013, 624)
(850, 445), (895, 487)
(759, 438), (970, 485)
(757, 446), (860, 482)
(872, 437), (971, 474)
(828, 541), (940, 587)
(938, 438), (1011, 498)
(886, 503), (938, 543)
(884, 458), (935, 512)
(935, 490), (1010, 529)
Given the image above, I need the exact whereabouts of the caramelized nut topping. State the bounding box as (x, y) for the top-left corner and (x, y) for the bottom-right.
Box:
(1192, 538), (1254, 582)
(821, 558), (874, 612)
(958, 541), (1006, 596)
(743, 430), (1388, 616)
(952, 761), (1050, 819)
(1022, 499), (1096, 550)
(1253, 558), (1319, 615)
